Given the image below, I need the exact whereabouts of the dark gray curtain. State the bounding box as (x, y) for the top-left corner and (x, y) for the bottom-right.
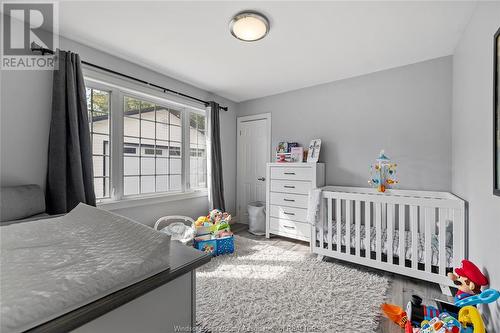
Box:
(46, 50), (95, 214)
(209, 101), (226, 211)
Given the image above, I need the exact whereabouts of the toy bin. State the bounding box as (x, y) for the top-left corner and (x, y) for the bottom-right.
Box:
(194, 239), (217, 256)
(216, 235), (235, 256)
(194, 236), (234, 257)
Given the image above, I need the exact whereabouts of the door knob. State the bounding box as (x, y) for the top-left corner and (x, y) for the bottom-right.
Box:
(257, 177), (266, 181)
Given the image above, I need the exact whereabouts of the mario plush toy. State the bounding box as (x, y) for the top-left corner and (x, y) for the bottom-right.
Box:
(448, 260), (488, 303)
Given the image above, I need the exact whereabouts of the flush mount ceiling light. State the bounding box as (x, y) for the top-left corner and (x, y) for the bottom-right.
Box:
(229, 11), (270, 42)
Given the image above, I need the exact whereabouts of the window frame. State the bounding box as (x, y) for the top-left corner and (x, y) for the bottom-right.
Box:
(84, 69), (208, 206)
(86, 85), (112, 200)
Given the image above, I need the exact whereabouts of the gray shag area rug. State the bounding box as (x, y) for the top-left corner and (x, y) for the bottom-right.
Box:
(197, 235), (389, 333)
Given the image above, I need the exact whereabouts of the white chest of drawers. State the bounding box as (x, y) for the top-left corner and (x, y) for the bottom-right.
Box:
(265, 163), (325, 242)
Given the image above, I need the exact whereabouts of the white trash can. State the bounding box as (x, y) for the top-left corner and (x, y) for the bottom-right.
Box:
(248, 201), (266, 236)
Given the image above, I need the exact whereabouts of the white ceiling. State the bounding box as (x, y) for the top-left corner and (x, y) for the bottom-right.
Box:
(58, 1), (478, 102)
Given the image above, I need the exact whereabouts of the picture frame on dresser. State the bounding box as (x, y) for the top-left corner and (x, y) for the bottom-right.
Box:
(494, 26), (500, 196)
(307, 139), (321, 163)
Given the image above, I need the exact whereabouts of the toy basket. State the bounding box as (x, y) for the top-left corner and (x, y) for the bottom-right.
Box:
(194, 235), (234, 257)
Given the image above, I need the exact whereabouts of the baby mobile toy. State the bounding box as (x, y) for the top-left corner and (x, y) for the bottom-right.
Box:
(369, 150), (398, 192)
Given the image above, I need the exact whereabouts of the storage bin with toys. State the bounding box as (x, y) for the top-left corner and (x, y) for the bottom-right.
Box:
(193, 209), (234, 256)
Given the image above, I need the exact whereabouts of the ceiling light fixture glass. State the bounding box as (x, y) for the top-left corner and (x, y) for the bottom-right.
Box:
(229, 11), (269, 42)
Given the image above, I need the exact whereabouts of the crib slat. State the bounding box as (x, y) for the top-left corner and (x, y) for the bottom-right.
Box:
(365, 202), (371, 258)
(327, 198), (332, 251)
(346, 200), (351, 254)
(311, 198), (319, 251)
(320, 198), (326, 249)
(399, 205), (405, 267)
(439, 208), (447, 275)
(410, 206), (418, 269)
(424, 207), (434, 273)
(355, 200), (361, 256)
(375, 203), (382, 261)
(387, 203), (394, 264)
(336, 198), (342, 252)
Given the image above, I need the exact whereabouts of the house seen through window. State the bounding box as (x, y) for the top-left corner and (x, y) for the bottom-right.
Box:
(85, 82), (207, 201)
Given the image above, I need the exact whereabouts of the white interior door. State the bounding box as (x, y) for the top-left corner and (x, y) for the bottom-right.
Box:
(237, 114), (271, 224)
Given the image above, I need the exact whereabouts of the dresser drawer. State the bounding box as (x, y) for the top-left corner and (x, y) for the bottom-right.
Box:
(270, 166), (312, 181)
(269, 218), (311, 239)
(270, 180), (312, 195)
(269, 192), (309, 208)
(269, 205), (308, 223)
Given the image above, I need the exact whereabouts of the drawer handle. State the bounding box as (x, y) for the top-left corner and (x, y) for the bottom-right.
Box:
(283, 225), (295, 229)
(284, 185), (295, 189)
(283, 198), (295, 202)
(284, 172), (296, 175)
(284, 212), (295, 216)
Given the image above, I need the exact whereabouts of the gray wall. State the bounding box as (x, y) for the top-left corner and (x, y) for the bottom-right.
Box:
(0, 34), (237, 225)
(237, 56), (453, 191)
(452, 2), (500, 330)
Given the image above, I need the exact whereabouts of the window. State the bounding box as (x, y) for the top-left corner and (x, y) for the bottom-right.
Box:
(144, 148), (162, 156)
(123, 147), (137, 155)
(123, 96), (183, 195)
(86, 88), (111, 199)
(85, 77), (208, 202)
(190, 113), (207, 189)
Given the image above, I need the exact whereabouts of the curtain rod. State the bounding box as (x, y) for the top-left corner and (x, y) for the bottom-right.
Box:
(30, 42), (228, 112)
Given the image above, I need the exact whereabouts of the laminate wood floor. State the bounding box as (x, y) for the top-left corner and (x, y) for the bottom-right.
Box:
(230, 223), (454, 333)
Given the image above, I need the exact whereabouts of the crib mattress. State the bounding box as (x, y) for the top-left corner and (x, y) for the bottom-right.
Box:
(316, 220), (453, 267)
(0, 204), (171, 333)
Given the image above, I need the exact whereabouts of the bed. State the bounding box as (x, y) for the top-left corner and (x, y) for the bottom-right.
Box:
(0, 188), (210, 333)
(311, 186), (466, 286)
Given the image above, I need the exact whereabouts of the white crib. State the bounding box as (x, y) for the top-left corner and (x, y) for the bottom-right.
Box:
(312, 186), (466, 287)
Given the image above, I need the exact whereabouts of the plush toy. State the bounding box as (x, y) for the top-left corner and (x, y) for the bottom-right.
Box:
(222, 212), (232, 223)
(448, 260), (488, 304)
(209, 209), (223, 223)
(195, 215), (210, 227)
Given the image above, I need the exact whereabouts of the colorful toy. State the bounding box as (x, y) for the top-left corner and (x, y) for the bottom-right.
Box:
(458, 306), (485, 333)
(193, 209), (234, 256)
(209, 209), (223, 223)
(420, 312), (462, 333)
(195, 215), (210, 227)
(381, 303), (408, 328)
(448, 260), (488, 304)
(368, 150), (398, 192)
(406, 295), (440, 326)
(277, 142), (288, 153)
(455, 288), (500, 307)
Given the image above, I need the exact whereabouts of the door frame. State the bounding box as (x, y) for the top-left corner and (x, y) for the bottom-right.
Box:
(236, 113), (272, 224)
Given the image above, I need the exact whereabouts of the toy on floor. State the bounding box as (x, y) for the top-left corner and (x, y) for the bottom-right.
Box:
(420, 312), (462, 333)
(193, 209), (234, 256)
(447, 260), (488, 304)
(381, 303), (409, 328)
(368, 150), (398, 192)
(458, 306), (485, 333)
(455, 288), (500, 307)
(383, 293), (497, 333)
(407, 295), (440, 326)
